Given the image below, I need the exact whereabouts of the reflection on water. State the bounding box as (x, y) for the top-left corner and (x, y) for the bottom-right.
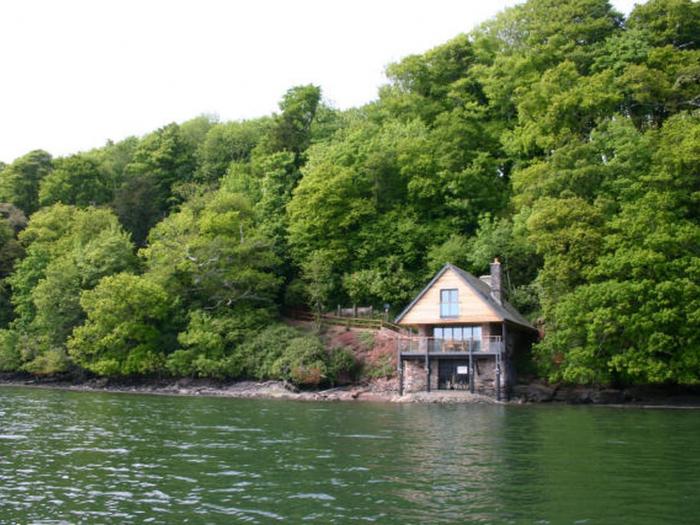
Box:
(0, 386), (699, 524)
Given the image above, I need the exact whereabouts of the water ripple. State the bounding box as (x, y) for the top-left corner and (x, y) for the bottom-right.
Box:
(0, 387), (699, 524)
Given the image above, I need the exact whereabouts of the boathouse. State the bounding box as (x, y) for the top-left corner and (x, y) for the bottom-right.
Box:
(394, 260), (537, 399)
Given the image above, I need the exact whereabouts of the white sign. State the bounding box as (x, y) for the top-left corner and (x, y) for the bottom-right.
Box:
(457, 366), (469, 375)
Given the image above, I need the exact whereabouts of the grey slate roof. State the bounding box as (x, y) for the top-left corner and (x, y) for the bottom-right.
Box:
(394, 263), (536, 331)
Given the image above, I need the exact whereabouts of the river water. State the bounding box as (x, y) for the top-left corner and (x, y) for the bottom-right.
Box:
(0, 386), (699, 524)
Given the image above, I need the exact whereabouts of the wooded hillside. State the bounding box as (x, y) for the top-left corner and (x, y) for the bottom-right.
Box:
(0, 0), (698, 386)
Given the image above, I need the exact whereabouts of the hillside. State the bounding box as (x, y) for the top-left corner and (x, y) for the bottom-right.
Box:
(0, 0), (698, 388)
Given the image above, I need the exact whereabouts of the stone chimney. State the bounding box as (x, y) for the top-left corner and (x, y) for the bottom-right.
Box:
(489, 258), (502, 305)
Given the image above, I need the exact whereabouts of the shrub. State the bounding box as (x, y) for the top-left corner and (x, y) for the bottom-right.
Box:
(363, 352), (395, 379)
(23, 347), (70, 376)
(357, 331), (375, 350)
(0, 329), (21, 372)
(232, 324), (303, 379)
(270, 336), (328, 387)
(326, 346), (358, 385)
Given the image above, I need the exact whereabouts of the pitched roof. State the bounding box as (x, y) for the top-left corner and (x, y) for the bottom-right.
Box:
(394, 263), (536, 331)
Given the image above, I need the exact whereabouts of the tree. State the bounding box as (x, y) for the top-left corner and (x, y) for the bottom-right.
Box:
(39, 153), (112, 207)
(0, 150), (53, 215)
(301, 250), (335, 316)
(5, 205), (137, 373)
(142, 189), (280, 313)
(111, 174), (162, 247)
(381, 34), (479, 124)
(264, 85), (322, 165)
(195, 119), (268, 184)
(140, 188), (281, 375)
(0, 214), (24, 327)
(627, 0), (700, 50)
(117, 123), (197, 243)
(534, 113), (700, 385)
(68, 273), (174, 376)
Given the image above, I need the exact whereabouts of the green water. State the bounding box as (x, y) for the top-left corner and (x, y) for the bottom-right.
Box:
(1, 387), (699, 524)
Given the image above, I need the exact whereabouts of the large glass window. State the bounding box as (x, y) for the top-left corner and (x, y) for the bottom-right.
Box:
(471, 326), (481, 351)
(433, 325), (482, 351)
(440, 289), (459, 318)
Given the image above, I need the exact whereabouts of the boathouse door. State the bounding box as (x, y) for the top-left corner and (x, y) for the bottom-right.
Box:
(437, 360), (469, 390)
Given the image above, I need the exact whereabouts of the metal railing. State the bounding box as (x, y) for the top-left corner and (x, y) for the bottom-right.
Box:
(397, 336), (503, 354)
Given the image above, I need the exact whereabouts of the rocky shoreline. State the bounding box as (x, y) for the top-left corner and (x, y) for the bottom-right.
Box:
(0, 374), (416, 403)
(0, 374), (500, 403)
(512, 381), (700, 407)
(1, 374), (699, 407)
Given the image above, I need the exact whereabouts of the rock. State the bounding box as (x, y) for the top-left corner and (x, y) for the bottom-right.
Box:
(282, 381), (299, 393)
(514, 383), (555, 402)
(553, 386), (593, 404)
(590, 388), (625, 404)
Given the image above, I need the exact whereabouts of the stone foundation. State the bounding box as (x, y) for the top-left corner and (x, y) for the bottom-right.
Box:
(401, 356), (508, 398)
(402, 360), (428, 393)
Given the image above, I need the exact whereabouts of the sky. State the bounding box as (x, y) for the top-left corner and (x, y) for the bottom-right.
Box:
(0, 0), (639, 163)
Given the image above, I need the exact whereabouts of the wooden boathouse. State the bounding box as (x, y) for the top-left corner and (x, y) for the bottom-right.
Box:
(394, 260), (537, 400)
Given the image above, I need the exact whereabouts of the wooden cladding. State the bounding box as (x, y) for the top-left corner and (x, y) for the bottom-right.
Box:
(400, 268), (501, 325)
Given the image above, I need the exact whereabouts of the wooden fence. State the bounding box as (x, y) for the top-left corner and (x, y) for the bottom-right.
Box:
(286, 310), (409, 334)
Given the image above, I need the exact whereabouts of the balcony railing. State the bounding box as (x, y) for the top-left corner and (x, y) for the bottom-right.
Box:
(397, 336), (503, 354)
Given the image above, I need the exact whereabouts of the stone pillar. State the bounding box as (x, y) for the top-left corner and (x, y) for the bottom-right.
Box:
(403, 360), (427, 393)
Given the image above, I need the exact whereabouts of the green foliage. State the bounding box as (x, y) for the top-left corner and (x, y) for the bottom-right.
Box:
(325, 346), (358, 385)
(68, 273), (174, 376)
(23, 347), (70, 376)
(357, 331), (375, 351)
(0, 329), (20, 371)
(142, 188), (281, 315)
(167, 309), (264, 379)
(39, 153), (112, 207)
(301, 250), (335, 314)
(6, 205), (137, 373)
(363, 352), (395, 380)
(179, 115), (217, 150)
(263, 84), (322, 164)
(115, 122), (197, 245)
(268, 335), (328, 386)
(1, 0), (698, 389)
(0, 150), (53, 215)
(381, 34), (478, 123)
(627, 0), (700, 49)
(534, 113), (700, 385)
(426, 234), (471, 275)
(230, 324), (329, 386)
(195, 118), (267, 184)
(0, 210), (25, 326)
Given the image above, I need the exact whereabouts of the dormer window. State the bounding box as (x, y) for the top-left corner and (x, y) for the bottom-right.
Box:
(440, 289), (459, 318)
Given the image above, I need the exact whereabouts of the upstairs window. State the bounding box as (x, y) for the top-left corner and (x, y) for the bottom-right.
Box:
(440, 289), (459, 318)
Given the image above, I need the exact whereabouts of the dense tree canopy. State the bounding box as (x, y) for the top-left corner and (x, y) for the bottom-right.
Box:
(0, 0), (698, 387)
(0, 150), (53, 215)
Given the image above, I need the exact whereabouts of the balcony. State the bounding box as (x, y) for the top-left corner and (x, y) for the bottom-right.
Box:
(397, 336), (504, 356)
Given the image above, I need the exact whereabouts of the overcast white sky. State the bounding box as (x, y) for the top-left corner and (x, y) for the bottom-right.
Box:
(0, 0), (639, 163)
